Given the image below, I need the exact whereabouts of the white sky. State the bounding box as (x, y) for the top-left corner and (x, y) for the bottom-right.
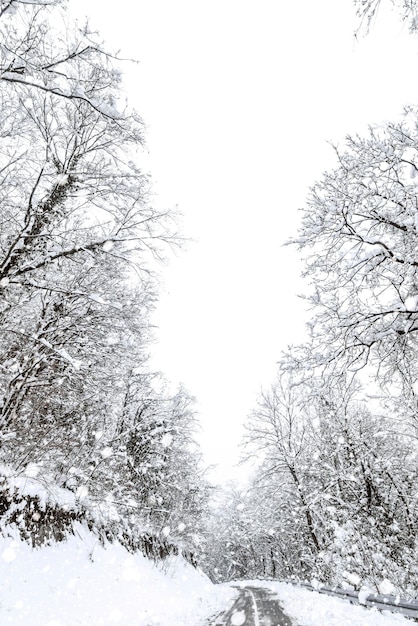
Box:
(72, 0), (418, 482)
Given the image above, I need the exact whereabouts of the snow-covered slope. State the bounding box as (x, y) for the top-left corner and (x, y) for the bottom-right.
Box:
(2, 529), (411, 626)
(0, 526), (236, 626)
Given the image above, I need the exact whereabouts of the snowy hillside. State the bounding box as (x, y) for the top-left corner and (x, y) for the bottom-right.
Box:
(0, 527), (237, 626)
(1, 526), (415, 625)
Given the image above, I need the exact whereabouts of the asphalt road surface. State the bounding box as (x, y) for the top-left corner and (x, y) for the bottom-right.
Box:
(212, 585), (294, 626)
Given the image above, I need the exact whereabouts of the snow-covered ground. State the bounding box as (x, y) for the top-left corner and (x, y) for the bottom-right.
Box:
(241, 580), (412, 625)
(1, 530), (414, 625)
(0, 526), (237, 626)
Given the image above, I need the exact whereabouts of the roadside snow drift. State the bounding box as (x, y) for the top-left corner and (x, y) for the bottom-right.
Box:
(0, 526), (236, 626)
(243, 580), (411, 626)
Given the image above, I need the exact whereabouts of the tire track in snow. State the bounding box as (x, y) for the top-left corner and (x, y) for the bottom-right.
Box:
(246, 589), (260, 626)
(211, 585), (294, 625)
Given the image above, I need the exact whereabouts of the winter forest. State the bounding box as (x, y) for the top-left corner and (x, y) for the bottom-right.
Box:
(0, 0), (418, 620)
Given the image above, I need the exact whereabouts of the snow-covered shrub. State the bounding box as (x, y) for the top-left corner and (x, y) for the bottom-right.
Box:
(0, 466), (94, 546)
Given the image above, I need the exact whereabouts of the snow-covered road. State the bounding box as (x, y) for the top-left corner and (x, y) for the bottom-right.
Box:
(213, 585), (292, 625)
(215, 581), (413, 626)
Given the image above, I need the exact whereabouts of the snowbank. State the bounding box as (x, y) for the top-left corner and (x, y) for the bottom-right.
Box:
(241, 580), (411, 625)
(0, 526), (236, 625)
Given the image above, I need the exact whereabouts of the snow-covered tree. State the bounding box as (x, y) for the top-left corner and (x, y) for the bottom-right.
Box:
(289, 109), (418, 422)
(203, 484), (260, 582)
(117, 384), (211, 553)
(203, 0), (418, 593)
(0, 0), (208, 560)
(241, 371), (418, 594)
(354, 0), (418, 32)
